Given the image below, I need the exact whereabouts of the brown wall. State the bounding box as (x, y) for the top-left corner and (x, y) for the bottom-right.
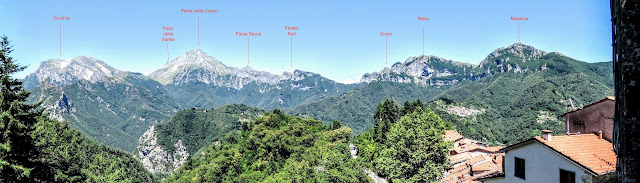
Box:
(566, 100), (614, 141)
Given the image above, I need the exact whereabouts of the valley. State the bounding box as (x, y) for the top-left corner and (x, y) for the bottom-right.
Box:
(18, 42), (613, 181)
(1, 1), (621, 182)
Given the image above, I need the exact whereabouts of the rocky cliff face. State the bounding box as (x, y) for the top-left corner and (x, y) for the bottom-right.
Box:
(360, 55), (477, 85)
(137, 126), (189, 175)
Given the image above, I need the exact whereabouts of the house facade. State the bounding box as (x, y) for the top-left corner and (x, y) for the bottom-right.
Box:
(480, 131), (616, 183)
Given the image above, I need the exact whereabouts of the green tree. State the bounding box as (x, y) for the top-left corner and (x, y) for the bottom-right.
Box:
(0, 35), (156, 182)
(0, 35), (48, 182)
(331, 120), (342, 130)
(373, 99), (399, 143)
(374, 107), (452, 182)
(401, 99), (423, 116)
(167, 111), (367, 182)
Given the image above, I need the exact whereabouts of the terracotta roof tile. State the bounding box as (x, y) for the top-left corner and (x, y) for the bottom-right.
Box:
(534, 134), (616, 175)
(466, 146), (504, 154)
(442, 166), (471, 183)
(448, 163), (469, 174)
(450, 152), (472, 164)
(467, 154), (490, 166)
(445, 130), (465, 142)
(472, 160), (499, 172)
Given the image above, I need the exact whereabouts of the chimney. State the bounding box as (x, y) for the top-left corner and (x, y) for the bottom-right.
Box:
(541, 130), (552, 142)
(598, 131), (603, 139)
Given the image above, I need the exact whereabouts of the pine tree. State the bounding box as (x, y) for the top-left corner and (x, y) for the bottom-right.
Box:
(0, 35), (47, 181)
(331, 120), (342, 130)
(373, 99), (399, 143)
(401, 99), (424, 116)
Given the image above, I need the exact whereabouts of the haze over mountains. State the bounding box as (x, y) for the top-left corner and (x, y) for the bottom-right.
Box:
(24, 42), (612, 156)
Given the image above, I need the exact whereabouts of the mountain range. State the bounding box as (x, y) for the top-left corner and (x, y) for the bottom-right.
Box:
(24, 42), (613, 153)
(25, 49), (359, 151)
(292, 42), (613, 145)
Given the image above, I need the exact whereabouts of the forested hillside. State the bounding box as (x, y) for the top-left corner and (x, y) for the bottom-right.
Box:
(27, 72), (179, 152)
(166, 110), (367, 182)
(290, 81), (449, 134)
(154, 104), (265, 154)
(434, 54), (613, 145)
(0, 36), (156, 182)
(293, 47), (613, 146)
(136, 104), (267, 176)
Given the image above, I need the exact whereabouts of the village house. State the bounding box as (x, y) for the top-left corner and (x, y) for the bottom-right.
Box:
(441, 130), (504, 183)
(478, 130), (616, 183)
(561, 96), (614, 141)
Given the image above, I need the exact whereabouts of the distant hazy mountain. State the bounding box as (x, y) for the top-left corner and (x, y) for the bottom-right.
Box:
(150, 49), (362, 109)
(292, 43), (613, 144)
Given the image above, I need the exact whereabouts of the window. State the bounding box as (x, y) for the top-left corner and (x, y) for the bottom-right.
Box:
(560, 169), (575, 183)
(514, 157), (525, 179)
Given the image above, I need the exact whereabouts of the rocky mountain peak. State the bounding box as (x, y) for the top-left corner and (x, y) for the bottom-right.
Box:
(283, 70), (318, 81)
(24, 56), (123, 88)
(480, 42), (548, 66)
(149, 49), (231, 85)
(360, 55), (475, 85)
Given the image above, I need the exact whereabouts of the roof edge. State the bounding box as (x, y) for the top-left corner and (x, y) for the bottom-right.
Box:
(560, 97), (615, 117)
(502, 136), (601, 176)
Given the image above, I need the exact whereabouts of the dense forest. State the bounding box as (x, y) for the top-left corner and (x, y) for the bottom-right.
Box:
(354, 99), (453, 182)
(154, 104), (266, 155)
(293, 52), (613, 145)
(0, 36), (156, 182)
(166, 110), (368, 182)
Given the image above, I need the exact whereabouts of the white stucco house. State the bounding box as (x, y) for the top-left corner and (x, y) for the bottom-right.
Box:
(479, 130), (616, 183)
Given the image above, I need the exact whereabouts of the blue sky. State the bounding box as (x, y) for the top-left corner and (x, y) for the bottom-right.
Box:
(1, 0), (611, 83)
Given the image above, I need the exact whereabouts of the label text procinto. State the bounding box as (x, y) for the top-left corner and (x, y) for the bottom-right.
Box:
(380, 32), (392, 36)
(54, 16), (70, 20)
(181, 9), (218, 13)
(510, 17), (529, 21)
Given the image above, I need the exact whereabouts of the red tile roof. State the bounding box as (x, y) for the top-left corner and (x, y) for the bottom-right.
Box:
(466, 146), (504, 154)
(534, 134), (616, 175)
(467, 154), (490, 166)
(501, 134), (616, 175)
(450, 152), (472, 164)
(445, 130), (465, 142)
(472, 160), (500, 172)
